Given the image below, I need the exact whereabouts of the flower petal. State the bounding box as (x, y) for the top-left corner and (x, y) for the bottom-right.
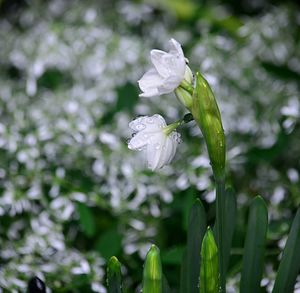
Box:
(146, 133), (166, 170)
(150, 50), (171, 78)
(138, 68), (163, 97)
(157, 76), (182, 95)
(168, 38), (184, 56)
(128, 132), (148, 150)
(129, 115), (166, 132)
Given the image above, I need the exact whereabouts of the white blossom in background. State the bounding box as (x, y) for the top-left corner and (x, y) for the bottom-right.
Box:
(138, 38), (191, 97)
(128, 114), (181, 170)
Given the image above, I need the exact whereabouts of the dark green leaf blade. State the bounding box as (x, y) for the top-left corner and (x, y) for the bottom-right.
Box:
(107, 256), (122, 293)
(162, 274), (171, 293)
(213, 187), (237, 277)
(76, 203), (96, 237)
(240, 196), (268, 293)
(181, 199), (207, 293)
(272, 208), (300, 293)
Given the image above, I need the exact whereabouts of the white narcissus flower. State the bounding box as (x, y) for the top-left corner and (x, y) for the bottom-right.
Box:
(128, 114), (181, 171)
(138, 38), (191, 98)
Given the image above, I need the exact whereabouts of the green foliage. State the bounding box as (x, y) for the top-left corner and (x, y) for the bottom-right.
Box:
(181, 199), (207, 293)
(240, 196), (268, 293)
(213, 187), (237, 289)
(272, 208), (300, 293)
(76, 203), (96, 237)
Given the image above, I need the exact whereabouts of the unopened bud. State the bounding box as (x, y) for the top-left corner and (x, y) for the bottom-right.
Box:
(143, 245), (162, 293)
(192, 72), (225, 179)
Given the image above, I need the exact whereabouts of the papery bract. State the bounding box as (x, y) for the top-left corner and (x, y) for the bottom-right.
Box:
(128, 114), (181, 171)
(138, 39), (191, 97)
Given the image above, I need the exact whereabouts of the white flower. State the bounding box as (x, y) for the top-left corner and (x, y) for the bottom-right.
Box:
(128, 114), (181, 171)
(138, 39), (190, 97)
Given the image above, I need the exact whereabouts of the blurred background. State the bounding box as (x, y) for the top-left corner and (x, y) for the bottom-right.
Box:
(0, 0), (299, 292)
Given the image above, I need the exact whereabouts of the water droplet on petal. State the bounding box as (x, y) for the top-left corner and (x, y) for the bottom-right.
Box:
(146, 117), (154, 123)
(136, 123), (146, 131)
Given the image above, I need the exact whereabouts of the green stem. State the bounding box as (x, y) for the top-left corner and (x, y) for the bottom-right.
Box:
(216, 177), (226, 293)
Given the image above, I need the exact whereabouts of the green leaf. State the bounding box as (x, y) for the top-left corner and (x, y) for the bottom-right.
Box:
(200, 228), (219, 293)
(107, 256), (122, 293)
(95, 229), (122, 260)
(180, 249), (188, 293)
(272, 208), (300, 293)
(213, 187), (237, 276)
(181, 199), (207, 293)
(161, 246), (184, 265)
(163, 274), (171, 293)
(240, 196), (268, 293)
(143, 245), (163, 293)
(76, 203), (96, 237)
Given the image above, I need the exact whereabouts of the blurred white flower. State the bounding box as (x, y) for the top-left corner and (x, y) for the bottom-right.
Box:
(138, 39), (190, 97)
(128, 114), (181, 170)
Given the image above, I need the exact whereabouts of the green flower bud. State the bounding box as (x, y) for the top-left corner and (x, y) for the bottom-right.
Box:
(175, 86), (193, 110)
(200, 228), (219, 293)
(143, 245), (162, 293)
(192, 72), (225, 180)
(107, 256), (122, 293)
(175, 66), (194, 110)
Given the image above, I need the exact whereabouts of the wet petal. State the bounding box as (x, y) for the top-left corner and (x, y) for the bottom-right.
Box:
(138, 68), (163, 97)
(128, 132), (148, 150)
(146, 133), (166, 171)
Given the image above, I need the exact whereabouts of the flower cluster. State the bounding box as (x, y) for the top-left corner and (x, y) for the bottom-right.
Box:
(128, 39), (193, 170)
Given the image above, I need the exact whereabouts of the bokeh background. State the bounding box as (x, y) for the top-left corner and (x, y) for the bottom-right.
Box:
(0, 0), (299, 292)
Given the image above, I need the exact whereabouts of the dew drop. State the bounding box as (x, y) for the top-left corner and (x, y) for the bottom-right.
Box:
(146, 117), (154, 123)
(136, 123), (146, 130)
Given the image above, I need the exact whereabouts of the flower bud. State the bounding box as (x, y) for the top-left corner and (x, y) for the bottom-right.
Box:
(175, 86), (193, 110)
(192, 72), (225, 179)
(200, 227), (219, 293)
(107, 256), (122, 293)
(142, 245), (162, 293)
(175, 66), (194, 110)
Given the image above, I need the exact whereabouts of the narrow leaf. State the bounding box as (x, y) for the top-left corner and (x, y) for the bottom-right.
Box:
(143, 245), (163, 293)
(76, 203), (95, 237)
(107, 256), (122, 293)
(240, 196), (268, 293)
(180, 249), (188, 293)
(182, 199), (207, 293)
(213, 187), (237, 279)
(272, 208), (300, 293)
(200, 228), (219, 293)
(163, 274), (171, 293)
